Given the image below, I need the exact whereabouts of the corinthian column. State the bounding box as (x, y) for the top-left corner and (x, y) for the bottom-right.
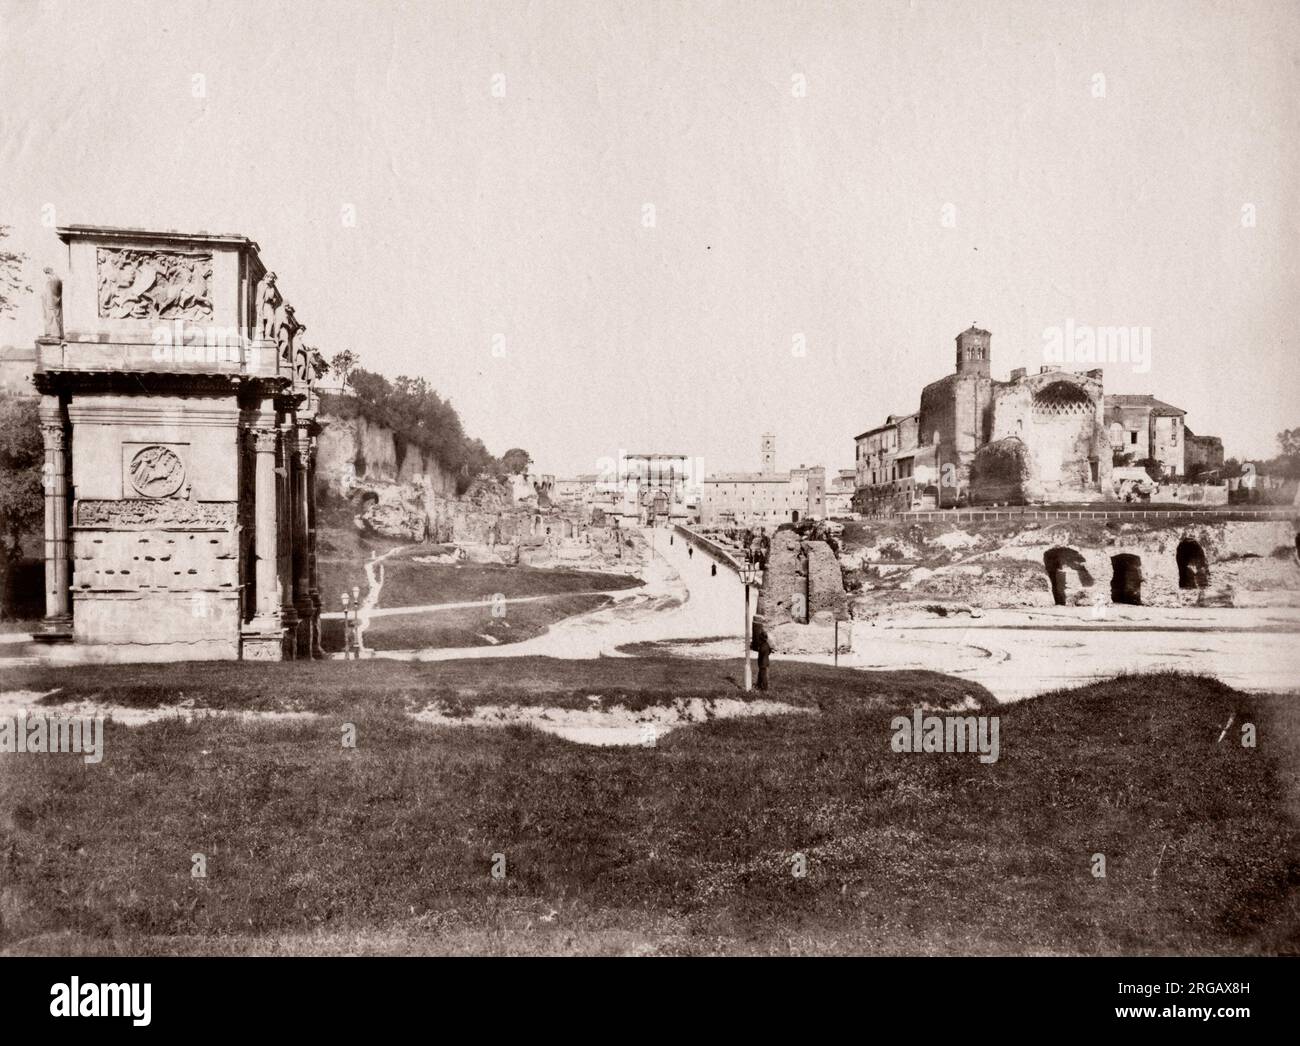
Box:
(293, 435), (311, 603)
(38, 396), (72, 639)
(305, 428), (324, 658)
(251, 424), (281, 621)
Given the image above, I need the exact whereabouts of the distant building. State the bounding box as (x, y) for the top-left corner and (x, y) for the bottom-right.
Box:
(825, 468), (858, 516)
(852, 325), (1219, 509)
(1105, 394), (1186, 477)
(0, 344), (36, 395)
(699, 435), (826, 526)
(854, 412), (934, 513)
(1185, 427), (1225, 477)
(553, 474), (600, 509)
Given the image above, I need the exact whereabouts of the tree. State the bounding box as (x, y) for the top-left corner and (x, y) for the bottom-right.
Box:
(0, 396), (43, 619)
(330, 349), (359, 388)
(337, 366), (503, 483)
(0, 225), (31, 318)
(501, 448), (532, 475)
(1275, 427), (1300, 478)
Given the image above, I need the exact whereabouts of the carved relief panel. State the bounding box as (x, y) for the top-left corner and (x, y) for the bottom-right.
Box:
(96, 248), (213, 320)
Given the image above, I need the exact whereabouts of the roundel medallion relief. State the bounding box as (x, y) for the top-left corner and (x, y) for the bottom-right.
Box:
(128, 445), (186, 498)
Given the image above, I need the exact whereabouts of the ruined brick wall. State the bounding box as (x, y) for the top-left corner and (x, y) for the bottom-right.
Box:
(970, 436), (1044, 505)
(919, 372), (994, 503)
(805, 540), (849, 618)
(756, 529), (804, 625)
(988, 371), (1109, 502)
(757, 530), (848, 625)
(1186, 432), (1224, 473)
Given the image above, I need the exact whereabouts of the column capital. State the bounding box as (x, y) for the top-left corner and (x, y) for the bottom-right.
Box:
(249, 426), (279, 453)
(40, 421), (67, 451)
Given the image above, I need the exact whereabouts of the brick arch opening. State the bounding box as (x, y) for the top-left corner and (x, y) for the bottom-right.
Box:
(1110, 554), (1143, 605)
(1043, 546), (1093, 606)
(1176, 539), (1210, 590)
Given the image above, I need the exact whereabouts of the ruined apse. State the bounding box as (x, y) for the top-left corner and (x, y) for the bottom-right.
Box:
(32, 225), (326, 662)
(917, 327), (1111, 506)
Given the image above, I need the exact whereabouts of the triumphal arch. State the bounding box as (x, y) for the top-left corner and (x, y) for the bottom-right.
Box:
(34, 225), (325, 661)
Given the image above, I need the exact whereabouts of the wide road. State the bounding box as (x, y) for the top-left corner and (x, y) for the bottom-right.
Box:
(829, 606), (1300, 700)
(395, 526), (747, 661)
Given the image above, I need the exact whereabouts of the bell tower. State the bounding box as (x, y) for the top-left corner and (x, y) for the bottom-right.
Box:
(955, 325), (991, 377)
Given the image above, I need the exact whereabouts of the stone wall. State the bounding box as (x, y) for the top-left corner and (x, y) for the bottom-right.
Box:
(843, 517), (1300, 610)
(757, 529), (850, 653)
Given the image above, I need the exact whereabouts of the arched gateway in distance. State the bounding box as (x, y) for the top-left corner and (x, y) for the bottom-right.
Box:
(32, 225), (324, 662)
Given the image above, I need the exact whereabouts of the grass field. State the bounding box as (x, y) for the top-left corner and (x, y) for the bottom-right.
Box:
(2, 657), (1296, 955)
(323, 592), (618, 651)
(317, 549), (641, 612)
(315, 551), (643, 651)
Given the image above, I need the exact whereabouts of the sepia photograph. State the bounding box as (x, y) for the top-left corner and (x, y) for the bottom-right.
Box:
(0, 0), (1296, 1028)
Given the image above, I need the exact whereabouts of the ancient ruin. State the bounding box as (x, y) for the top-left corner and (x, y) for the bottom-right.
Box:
(32, 225), (323, 661)
(853, 326), (1222, 510)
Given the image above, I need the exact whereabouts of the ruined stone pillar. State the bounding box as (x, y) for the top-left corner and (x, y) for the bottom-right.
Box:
(37, 396), (72, 640)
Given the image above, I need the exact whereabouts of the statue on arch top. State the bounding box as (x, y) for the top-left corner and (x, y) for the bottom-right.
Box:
(276, 302), (298, 363)
(254, 271), (281, 340)
(41, 267), (63, 339)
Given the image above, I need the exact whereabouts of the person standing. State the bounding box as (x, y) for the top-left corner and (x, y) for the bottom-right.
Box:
(751, 615), (771, 691)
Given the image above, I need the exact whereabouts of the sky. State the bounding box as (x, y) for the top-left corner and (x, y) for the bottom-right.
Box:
(2, 0), (1298, 475)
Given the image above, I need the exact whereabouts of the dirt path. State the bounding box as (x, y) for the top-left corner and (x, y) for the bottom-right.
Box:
(371, 527), (746, 662)
(650, 607), (1300, 702)
(355, 546), (406, 650)
(325, 589), (636, 620)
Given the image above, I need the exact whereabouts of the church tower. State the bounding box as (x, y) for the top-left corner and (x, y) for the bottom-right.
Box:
(760, 432), (776, 473)
(955, 325), (991, 377)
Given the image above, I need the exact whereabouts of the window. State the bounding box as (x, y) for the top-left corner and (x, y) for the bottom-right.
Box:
(1129, 431), (1138, 445)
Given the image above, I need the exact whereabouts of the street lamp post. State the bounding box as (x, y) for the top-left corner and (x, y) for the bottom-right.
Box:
(738, 554), (761, 692)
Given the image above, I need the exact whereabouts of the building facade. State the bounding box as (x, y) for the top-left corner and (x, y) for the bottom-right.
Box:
(824, 468), (858, 516)
(699, 436), (826, 526)
(853, 412), (937, 512)
(1105, 394), (1186, 477)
